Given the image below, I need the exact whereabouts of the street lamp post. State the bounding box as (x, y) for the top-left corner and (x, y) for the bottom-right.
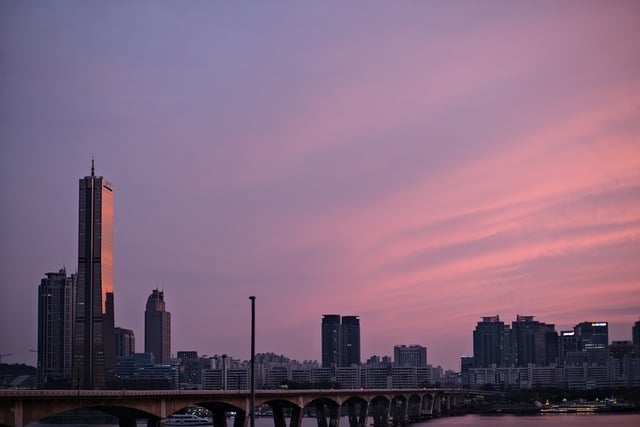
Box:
(249, 296), (256, 427)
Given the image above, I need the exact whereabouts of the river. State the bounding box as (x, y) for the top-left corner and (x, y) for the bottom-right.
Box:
(28, 413), (640, 427)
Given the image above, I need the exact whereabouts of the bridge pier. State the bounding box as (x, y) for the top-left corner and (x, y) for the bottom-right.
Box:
(370, 398), (389, 427)
(315, 401), (340, 427)
(270, 403), (302, 427)
(213, 410), (227, 427)
(12, 400), (22, 427)
(211, 409), (249, 427)
(146, 416), (164, 427)
(233, 410), (247, 427)
(406, 396), (421, 422)
(433, 395), (441, 416)
(389, 397), (407, 427)
(346, 400), (367, 427)
(118, 416), (137, 427)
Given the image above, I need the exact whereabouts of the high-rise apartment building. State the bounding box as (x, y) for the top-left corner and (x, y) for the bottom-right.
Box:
(37, 268), (76, 388)
(341, 316), (361, 367)
(321, 314), (361, 368)
(511, 315), (557, 367)
(73, 161), (116, 389)
(321, 315), (341, 368)
(114, 327), (135, 357)
(145, 289), (171, 363)
(574, 321), (609, 365)
(473, 316), (511, 368)
(559, 330), (580, 366)
(394, 345), (427, 367)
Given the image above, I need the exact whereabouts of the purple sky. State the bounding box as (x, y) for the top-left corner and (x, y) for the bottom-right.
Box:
(1, 1), (639, 371)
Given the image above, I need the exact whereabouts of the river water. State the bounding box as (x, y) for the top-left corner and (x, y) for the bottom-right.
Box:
(28, 414), (640, 427)
(287, 414), (639, 427)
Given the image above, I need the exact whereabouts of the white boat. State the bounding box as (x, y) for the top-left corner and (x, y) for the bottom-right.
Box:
(165, 413), (213, 426)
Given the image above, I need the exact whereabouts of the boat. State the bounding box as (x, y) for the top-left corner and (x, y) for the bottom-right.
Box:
(165, 413), (213, 426)
(535, 398), (633, 414)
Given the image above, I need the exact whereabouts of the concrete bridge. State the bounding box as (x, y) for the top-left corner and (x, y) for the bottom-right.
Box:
(0, 388), (469, 427)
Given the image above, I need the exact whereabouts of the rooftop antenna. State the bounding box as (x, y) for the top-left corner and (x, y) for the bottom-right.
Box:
(91, 158), (95, 177)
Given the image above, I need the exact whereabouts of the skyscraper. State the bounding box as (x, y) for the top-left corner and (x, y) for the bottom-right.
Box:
(321, 314), (361, 368)
(321, 315), (341, 368)
(73, 161), (116, 389)
(37, 268), (76, 388)
(511, 315), (557, 367)
(341, 316), (361, 367)
(574, 321), (609, 365)
(145, 289), (171, 363)
(473, 316), (511, 368)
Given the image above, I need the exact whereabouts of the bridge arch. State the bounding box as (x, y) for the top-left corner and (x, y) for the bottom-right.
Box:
(10, 404), (159, 427)
(0, 388), (471, 427)
(368, 395), (390, 427)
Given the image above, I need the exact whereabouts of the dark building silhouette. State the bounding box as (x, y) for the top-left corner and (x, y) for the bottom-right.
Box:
(473, 316), (511, 368)
(460, 356), (474, 386)
(321, 314), (361, 368)
(177, 351), (202, 387)
(511, 315), (557, 367)
(321, 315), (341, 368)
(114, 327), (135, 357)
(341, 316), (361, 367)
(559, 330), (580, 366)
(73, 161), (116, 389)
(37, 268), (76, 388)
(145, 289), (171, 363)
(574, 321), (608, 365)
(609, 340), (637, 384)
(633, 319), (640, 352)
(394, 345), (427, 367)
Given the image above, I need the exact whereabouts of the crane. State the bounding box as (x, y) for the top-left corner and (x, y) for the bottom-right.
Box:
(0, 353), (12, 364)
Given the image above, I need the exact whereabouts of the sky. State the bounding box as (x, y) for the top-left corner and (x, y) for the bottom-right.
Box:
(1, 1), (639, 371)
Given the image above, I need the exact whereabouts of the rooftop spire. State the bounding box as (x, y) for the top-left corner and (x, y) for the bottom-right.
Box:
(91, 158), (95, 177)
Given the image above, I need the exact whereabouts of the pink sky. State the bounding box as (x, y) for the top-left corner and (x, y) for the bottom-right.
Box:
(1, 1), (639, 370)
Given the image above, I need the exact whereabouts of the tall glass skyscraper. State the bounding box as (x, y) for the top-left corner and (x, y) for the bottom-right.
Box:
(37, 268), (76, 388)
(321, 314), (361, 368)
(73, 161), (116, 389)
(145, 289), (171, 363)
(473, 315), (512, 368)
(321, 315), (341, 368)
(341, 316), (361, 367)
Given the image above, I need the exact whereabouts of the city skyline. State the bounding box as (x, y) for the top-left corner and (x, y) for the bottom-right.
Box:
(1, 2), (639, 371)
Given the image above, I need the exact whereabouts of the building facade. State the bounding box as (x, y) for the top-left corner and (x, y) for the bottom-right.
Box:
(574, 321), (609, 365)
(145, 289), (171, 363)
(473, 316), (511, 368)
(37, 268), (76, 388)
(321, 314), (361, 368)
(394, 345), (427, 367)
(114, 327), (135, 357)
(321, 315), (341, 368)
(341, 316), (361, 367)
(73, 161), (116, 389)
(511, 315), (557, 367)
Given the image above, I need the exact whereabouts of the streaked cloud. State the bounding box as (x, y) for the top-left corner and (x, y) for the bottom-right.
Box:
(1, 1), (638, 368)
